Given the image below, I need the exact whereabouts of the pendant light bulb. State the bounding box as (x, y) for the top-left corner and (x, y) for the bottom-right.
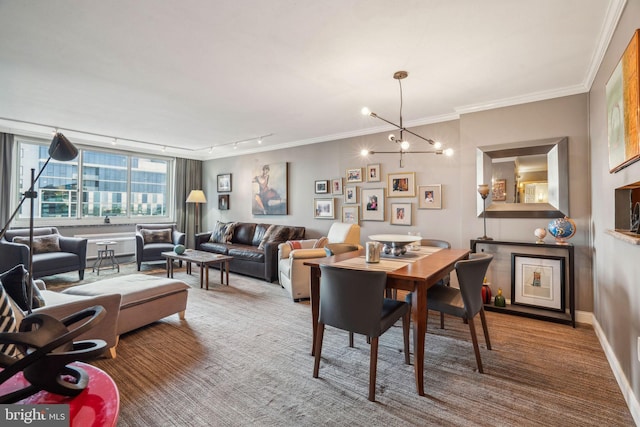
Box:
(400, 140), (410, 150)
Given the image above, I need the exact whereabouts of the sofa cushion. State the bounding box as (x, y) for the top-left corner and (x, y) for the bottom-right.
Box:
(13, 234), (61, 254)
(227, 245), (265, 262)
(258, 225), (304, 250)
(231, 223), (256, 246)
(252, 224), (271, 247)
(199, 242), (229, 255)
(141, 228), (173, 244)
(209, 221), (236, 243)
(0, 285), (20, 358)
(0, 264), (45, 311)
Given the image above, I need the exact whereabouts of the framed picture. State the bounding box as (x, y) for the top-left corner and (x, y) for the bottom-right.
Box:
(342, 205), (359, 224)
(331, 178), (343, 195)
(217, 173), (232, 193)
(361, 188), (385, 221)
(492, 179), (507, 201)
(390, 203), (411, 226)
(387, 172), (416, 197)
(252, 162), (288, 215)
(218, 194), (229, 210)
(346, 167), (363, 183)
(315, 180), (329, 194)
(344, 185), (358, 204)
(418, 184), (442, 209)
(366, 164), (381, 182)
(314, 198), (335, 219)
(511, 253), (565, 312)
(606, 29), (640, 173)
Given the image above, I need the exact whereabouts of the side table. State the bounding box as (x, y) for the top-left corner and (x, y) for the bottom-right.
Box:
(92, 241), (120, 275)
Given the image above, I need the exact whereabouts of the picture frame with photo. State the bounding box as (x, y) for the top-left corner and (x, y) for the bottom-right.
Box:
(217, 173), (232, 193)
(361, 188), (385, 221)
(492, 179), (507, 201)
(315, 180), (329, 194)
(331, 178), (343, 195)
(218, 194), (229, 210)
(341, 205), (360, 224)
(345, 167), (363, 183)
(418, 184), (442, 209)
(314, 198), (335, 219)
(344, 185), (358, 204)
(387, 172), (416, 197)
(390, 203), (411, 226)
(511, 253), (565, 312)
(366, 164), (381, 182)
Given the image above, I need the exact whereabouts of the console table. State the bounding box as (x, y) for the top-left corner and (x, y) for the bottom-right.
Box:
(470, 239), (575, 327)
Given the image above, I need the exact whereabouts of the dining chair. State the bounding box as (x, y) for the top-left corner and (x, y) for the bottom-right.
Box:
(313, 265), (410, 401)
(425, 253), (494, 373)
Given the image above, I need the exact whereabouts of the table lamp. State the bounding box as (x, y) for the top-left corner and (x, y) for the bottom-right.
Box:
(477, 184), (493, 240)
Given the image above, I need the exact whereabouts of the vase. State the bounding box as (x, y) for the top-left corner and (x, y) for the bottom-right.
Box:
(174, 244), (186, 255)
(547, 216), (576, 244)
(481, 280), (492, 304)
(494, 288), (506, 307)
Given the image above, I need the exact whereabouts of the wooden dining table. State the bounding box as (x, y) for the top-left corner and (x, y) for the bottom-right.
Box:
(305, 247), (470, 396)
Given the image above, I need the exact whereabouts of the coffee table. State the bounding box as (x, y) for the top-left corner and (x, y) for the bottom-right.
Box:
(162, 249), (232, 290)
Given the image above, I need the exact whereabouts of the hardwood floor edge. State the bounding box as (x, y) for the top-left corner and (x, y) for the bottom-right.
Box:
(593, 317), (640, 426)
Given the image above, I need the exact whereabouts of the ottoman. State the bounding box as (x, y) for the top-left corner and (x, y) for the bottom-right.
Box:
(63, 274), (189, 357)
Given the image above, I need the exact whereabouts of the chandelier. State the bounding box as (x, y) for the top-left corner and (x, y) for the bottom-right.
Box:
(360, 71), (453, 167)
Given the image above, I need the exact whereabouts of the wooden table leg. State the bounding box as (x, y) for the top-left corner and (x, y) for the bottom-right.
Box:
(412, 282), (426, 396)
(205, 264), (209, 290)
(199, 263), (203, 289)
(166, 258), (170, 277)
(220, 262), (224, 285)
(225, 261), (229, 285)
(310, 266), (321, 356)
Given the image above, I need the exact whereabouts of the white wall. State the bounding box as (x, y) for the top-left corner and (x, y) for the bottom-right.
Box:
(589, 0), (640, 419)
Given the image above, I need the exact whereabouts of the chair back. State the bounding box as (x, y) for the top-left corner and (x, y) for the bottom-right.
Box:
(455, 253), (493, 318)
(319, 265), (386, 337)
(327, 222), (360, 245)
(419, 238), (450, 249)
(135, 223), (177, 234)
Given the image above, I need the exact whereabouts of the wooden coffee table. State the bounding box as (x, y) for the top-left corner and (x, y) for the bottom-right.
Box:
(162, 249), (232, 290)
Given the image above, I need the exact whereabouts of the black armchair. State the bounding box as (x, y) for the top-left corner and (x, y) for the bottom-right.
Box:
(135, 224), (185, 270)
(0, 227), (87, 280)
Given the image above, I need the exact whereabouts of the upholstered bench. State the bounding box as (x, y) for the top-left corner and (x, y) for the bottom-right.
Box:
(62, 274), (189, 357)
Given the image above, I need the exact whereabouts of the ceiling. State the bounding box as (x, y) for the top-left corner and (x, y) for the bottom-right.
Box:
(0, 0), (625, 160)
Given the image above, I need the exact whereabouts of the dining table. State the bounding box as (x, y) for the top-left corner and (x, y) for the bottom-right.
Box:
(305, 246), (470, 396)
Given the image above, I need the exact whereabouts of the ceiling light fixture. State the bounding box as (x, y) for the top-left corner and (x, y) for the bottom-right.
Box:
(361, 71), (453, 168)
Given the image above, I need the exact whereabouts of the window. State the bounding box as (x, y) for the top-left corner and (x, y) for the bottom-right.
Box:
(16, 139), (172, 223)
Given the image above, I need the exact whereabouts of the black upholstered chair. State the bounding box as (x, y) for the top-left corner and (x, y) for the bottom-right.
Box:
(416, 238), (451, 327)
(0, 227), (87, 280)
(313, 265), (410, 401)
(424, 253), (494, 373)
(135, 224), (185, 271)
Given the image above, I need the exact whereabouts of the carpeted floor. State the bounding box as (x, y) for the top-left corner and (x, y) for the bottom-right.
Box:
(43, 263), (635, 426)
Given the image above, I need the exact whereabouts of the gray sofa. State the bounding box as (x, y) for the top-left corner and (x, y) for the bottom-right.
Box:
(0, 227), (87, 280)
(195, 221), (305, 282)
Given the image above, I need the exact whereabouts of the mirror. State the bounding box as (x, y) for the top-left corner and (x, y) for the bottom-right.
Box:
(477, 137), (568, 218)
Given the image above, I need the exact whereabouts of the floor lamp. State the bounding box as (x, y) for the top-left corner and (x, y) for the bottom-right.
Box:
(477, 184), (493, 240)
(0, 132), (108, 403)
(186, 190), (207, 237)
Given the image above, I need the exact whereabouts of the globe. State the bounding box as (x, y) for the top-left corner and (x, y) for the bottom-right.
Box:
(174, 244), (186, 255)
(534, 228), (547, 244)
(547, 217), (576, 244)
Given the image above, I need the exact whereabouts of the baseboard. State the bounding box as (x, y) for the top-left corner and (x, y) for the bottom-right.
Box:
(575, 309), (592, 325)
(593, 316), (640, 426)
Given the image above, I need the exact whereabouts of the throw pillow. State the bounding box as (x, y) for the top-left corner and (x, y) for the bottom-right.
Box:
(258, 225), (298, 250)
(209, 221), (236, 243)
(13, 234), (61, 254)
(0, 264), (45, 311)
(141, 228), (173, 244)
(0, 285), (20, 359)
(313, 237), (328, 248)
(285, 240), (304, 250)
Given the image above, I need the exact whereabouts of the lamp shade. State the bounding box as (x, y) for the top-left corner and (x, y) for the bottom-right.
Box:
(186, 190), (207, 204)
(48, 132), (78, 161)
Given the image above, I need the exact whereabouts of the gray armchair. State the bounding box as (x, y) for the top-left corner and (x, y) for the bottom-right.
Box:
(0, 227), (87, 280)
(135, 223), (185, 270)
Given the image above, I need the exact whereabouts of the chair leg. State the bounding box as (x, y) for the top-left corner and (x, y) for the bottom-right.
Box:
(479, 308), (492, 350)
(467, 316), (484, 373)
(369, 336), (379, 402)
(313, 323), (325, 378)
(402, 310), (410, 365)
(349, 332), (354, 348)
(440, 312), (445, 329)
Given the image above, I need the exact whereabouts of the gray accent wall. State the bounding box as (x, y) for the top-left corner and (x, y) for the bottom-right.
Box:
(589, 0), (640, 417)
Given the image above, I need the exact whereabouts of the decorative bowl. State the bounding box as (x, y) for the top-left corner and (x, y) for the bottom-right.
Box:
(368, 234), (421, 256)
(547, 217), (576, 244)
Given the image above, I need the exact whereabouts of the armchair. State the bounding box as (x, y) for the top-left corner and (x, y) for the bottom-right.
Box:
(0, 227), (87, 280)
(135, 224), (185, 271)
(278, 222), (361, 301)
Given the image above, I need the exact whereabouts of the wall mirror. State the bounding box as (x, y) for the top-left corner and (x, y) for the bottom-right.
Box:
(476, 136), (568, 218)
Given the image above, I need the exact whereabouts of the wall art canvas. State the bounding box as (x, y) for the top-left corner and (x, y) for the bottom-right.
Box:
(252, 162), (288, 215)
(361, 188), (385, 221)
(387, 172), (416, 197)
(511, 253), (565, 312)
(607, 29), (640, 173)
(418, 184), (442, 209)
